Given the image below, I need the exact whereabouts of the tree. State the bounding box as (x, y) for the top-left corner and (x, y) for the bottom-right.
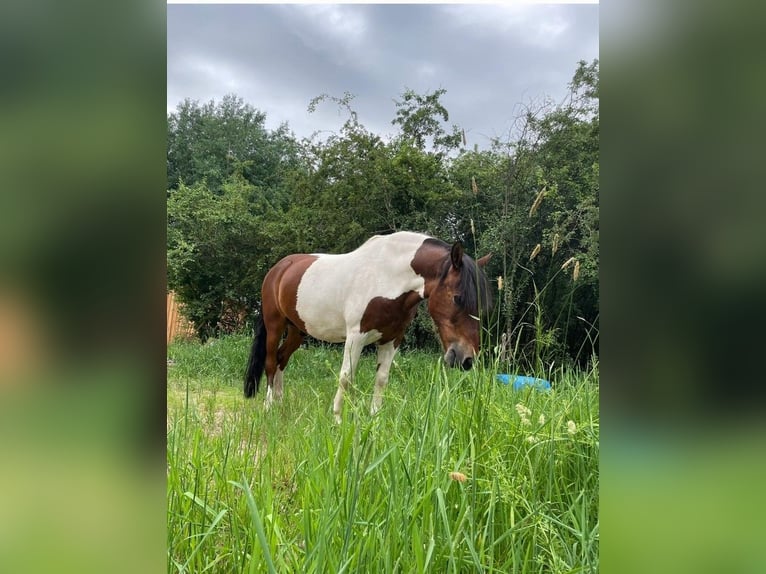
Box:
(391, 88), (463, 156)
(479, 59), (600, 369)
(167, 96), (305, 338)
(167, 94), (300, 198)
(167, 176), (278, 340)
(285, 91), (461, 255)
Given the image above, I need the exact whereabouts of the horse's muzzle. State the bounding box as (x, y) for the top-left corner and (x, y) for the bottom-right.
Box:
(444, 347), (474, 370)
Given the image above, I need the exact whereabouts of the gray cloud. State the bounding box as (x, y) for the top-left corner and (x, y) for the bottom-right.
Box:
(168, 4), (598, 148)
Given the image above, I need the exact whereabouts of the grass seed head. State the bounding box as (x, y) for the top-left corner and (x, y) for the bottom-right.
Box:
(528, 187), (546, 217)
(561, 256), (576, 270)
(529, 243), (541, 261)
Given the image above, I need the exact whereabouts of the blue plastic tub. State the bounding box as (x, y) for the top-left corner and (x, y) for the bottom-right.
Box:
(496, 374), (551, 391)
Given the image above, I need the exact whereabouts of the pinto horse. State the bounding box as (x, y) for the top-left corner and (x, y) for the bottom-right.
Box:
(244, 231), (492, 420)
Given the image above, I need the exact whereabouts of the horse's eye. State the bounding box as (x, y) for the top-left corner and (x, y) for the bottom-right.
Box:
(453, 294), (463, 306)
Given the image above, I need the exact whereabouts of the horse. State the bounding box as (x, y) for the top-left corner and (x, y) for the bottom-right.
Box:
(244, 231), (492, 421)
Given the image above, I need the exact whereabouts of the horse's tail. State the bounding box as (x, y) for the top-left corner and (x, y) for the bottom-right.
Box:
(244, 316), (267, 397)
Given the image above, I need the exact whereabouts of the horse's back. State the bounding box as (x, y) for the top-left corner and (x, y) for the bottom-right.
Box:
(286, 232), (430, 342)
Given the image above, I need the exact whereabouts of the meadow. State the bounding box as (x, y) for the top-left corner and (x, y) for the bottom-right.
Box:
(167, 335), (599, 573)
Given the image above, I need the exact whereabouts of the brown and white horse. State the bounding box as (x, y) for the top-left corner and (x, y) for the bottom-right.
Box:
(244, 231), (492, 420)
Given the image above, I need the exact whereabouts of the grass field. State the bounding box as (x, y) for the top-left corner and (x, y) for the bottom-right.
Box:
(167, 335), (599, 573)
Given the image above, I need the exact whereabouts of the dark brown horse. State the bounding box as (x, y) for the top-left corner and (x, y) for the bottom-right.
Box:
(244, 231), (492, 420)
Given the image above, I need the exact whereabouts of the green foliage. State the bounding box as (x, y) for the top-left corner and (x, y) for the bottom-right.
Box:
(289, 125), (391, 252)
(167, 177), (275, 340)
(167, 95), (303, 337)
(167, 94), (301, 199)
(166, 61), (599, 366)
(392, 88), (464, 156)
(280, 89), (463, 256)
(167, 338), (599, 573)
(478, 60), (600, 368)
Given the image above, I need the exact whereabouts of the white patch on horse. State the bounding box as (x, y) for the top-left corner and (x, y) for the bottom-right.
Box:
(295, 232), (427, 342)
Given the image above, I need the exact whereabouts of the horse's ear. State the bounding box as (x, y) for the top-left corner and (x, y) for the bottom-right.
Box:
(450, 241), (464, 270)
(476, 253), (492, 267)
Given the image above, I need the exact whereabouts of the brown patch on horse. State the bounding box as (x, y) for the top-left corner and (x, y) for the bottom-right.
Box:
(261, 254), (318, 333)
(360, 290), (423, 345)
(410, 238), (450, 295)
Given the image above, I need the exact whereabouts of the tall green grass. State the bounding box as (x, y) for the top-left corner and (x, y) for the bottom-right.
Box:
(168, 336), (598, 573)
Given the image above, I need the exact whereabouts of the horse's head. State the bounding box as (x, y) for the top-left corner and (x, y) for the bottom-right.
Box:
(427, 242), (492, 370)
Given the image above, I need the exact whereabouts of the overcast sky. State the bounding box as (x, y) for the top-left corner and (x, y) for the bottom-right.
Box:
(167, 3), (598, 148)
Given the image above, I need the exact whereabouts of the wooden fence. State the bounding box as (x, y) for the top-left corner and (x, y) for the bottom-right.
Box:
(167, 291), (196, 343)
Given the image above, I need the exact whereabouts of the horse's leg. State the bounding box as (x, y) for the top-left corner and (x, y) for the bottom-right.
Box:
(371, 341), (397, 416)
(333, 332), (365, 423)
(273, 323), (303, 402)
(264, 315), (286, 409)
